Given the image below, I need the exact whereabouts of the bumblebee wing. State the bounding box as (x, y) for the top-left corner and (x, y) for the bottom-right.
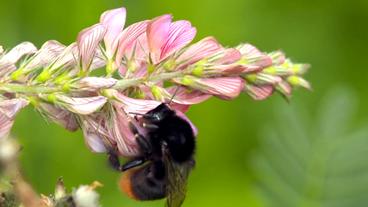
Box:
(164, 154), (192, 207)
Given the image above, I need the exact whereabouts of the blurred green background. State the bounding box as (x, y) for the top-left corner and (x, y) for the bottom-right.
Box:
(1, 0), (368, 206)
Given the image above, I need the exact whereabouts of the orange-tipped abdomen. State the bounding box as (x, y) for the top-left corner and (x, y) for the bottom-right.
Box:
(119, 169), (139, 200)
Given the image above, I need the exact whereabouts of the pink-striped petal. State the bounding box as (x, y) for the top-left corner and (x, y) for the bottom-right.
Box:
(0, 62), (16, 77)
(100, 7), (126, 58)
(77, 24), (107, 71)
(244, 84), (274, 100)
(176, 76), (244, 100)
(277, 81), (292, 97)
(0, 115), (13, 138)
(111, 105), (140, 157)
(214, 48), (242, 64)
(25, 40), (65, 71)
(237, 44), (273, 68)
(113, 91), (161, 114)
(177, 37), (222, 67)
(0, 98), (29, 119)
(83, 131), (108, 153)
(116, 21), (149, 65)
(55, 95), (107, 115)
(198, 77), (244, 99)
(80, 114), (111, 153)
(147, 15), (172, 62)
(2, 42), (37, 64)
(166, 86), (212, 105)
(48, 43), (78, 72)
(0, 98), (29, 138)
(206, 64), (247, 76)
(77, 77), (117, 90)
(160, 20), (196, 60)
(37, 103), (79, 131)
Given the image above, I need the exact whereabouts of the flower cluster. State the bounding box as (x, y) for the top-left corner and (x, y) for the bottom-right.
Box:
(0, 7), (310, 157)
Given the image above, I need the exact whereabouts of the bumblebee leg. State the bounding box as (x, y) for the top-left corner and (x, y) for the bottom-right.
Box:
(142, 123), (159, 129)
(122, 158), (146, 171)
(108, 150), (122, 171)
(129, 122), (152, 155)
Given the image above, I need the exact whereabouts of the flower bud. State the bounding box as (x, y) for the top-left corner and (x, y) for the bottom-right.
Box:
(287, 75), (311, 90)
(72, 182), (102, 207)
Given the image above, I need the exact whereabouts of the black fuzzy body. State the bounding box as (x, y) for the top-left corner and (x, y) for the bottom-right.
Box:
(144, 104), (196, 164)
(119, 103), (196, 201)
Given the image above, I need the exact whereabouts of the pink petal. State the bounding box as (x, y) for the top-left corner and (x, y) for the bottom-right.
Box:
(207, 64), (247, 75)
(177, 37), (222, 67)
(147, 15), (172, 62)
(160, 20), (196, 60)
(25, 40), (65, 70)
(170, 103), (190, 113)
(277, 81), (292, 96)
(0, 62), (16, 77)
(83, 131), (108, 153)
(116, 21), (149, 66)
(48, 43), (78, 72)
(56, 95), (107, 115)
(244, 84), (274, 100)
(199, 77), (244, 99)
(77, 24), (107, 71)
(80, 114), (111, 153)
(0, 98), (29, 138)
(0, 115), (13, 138)
(237, 44), (272, 68)
(167, 86), (212, 105)
(100, 7), (127, 57)
(38, 103), (79, 131)
(111, 105), (140, 157)
(214, 48), (242, 64)
(176, 77), (244, 100)
(90, 47), (107, 70)
(77, 77), (117, 90)
(2, 42), (37, 64)
(0, 98), (29, 119)
(113, 91), (161, 114)
(252, 73), (282, 85)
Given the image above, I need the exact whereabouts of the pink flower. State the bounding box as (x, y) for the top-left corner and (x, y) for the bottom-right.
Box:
(147, 15), (196, 63)
(115, 14), (196, 76)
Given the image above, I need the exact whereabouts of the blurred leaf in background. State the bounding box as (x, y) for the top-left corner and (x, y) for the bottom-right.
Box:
(253, 87), (368, 207)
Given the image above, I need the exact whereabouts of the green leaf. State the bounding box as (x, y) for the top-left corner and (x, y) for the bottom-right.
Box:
(252, 88), (368, 207)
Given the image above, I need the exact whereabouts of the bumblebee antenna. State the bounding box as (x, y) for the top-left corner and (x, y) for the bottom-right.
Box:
(168, 86), (180, 105)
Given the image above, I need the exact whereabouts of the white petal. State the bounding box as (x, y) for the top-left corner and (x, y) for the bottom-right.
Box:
(2, 42), (37, 64)
(77, 77), (117, 90)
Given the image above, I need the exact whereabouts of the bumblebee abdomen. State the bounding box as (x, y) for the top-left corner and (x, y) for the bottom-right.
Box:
(119, 164), (166, 201)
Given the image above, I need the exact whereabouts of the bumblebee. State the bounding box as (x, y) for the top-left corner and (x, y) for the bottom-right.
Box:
(109, 103), (196, 206)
